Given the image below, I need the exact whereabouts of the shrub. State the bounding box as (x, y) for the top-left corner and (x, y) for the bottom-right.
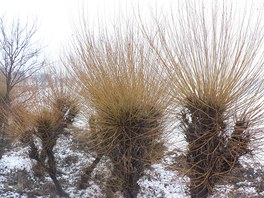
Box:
(66, 24), (169, 197)
(0, 73), (38, 159)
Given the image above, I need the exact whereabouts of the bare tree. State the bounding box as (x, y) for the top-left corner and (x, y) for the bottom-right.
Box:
(0, 17), (43, 158)
(0, 17), (44, 106)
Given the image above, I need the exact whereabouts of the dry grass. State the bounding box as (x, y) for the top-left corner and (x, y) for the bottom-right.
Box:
(0, 75), (5, 125)
(0, 73), (10, 158)
(66, 23), (170, 197)
(143, 1), (264, 197)
(0, 87), (5, 158)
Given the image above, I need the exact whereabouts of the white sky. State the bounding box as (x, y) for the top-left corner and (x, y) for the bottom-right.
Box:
(0, 0), (263, 65)
(0, 0), (172, 63)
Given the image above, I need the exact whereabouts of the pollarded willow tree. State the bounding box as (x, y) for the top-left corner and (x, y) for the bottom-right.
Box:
(66, 22), (170, 197)
(9, 72), (79, 197)
(143, 1), (264, 197)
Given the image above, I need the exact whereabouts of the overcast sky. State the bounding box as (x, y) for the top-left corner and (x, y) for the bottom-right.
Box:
(0, 0), (172, 63)
(0, 0), (263, 64)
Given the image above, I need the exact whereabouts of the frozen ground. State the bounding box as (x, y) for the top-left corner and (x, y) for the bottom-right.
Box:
(0, 131), (264, 198)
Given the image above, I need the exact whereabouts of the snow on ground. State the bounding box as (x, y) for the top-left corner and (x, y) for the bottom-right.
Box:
(0, 146), (32, 171)
(138, 164), (188, 198)
(0, 130), (264, 197)
(0, 146), (34, 198)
